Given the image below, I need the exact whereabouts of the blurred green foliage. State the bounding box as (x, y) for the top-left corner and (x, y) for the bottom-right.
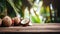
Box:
(0, 0), (51, 23)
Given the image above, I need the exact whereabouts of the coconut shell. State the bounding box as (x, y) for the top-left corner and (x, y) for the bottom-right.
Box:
(21, 18), (30, 26)
(2, 16), (12, 27)
(0, 18), (2, 26)
(14, 17), (21, 26)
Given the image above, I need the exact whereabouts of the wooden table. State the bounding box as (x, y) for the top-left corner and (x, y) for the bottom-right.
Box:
(0, 23), (60, 32)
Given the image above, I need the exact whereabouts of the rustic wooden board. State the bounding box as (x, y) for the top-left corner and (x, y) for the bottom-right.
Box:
(0, 23), (60, 32)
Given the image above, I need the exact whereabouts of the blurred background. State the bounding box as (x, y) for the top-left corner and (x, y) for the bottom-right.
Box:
(0, 0), (60, 23)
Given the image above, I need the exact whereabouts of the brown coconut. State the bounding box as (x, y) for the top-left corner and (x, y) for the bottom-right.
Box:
(14, 17), (21, 26)
(2, 16), (12, 27)
(0, 18), (2, 26)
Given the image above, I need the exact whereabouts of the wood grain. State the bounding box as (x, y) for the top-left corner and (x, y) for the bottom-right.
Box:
(0, 23), (60, 32)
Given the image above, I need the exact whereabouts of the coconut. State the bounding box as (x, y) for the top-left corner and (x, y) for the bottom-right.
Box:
(21, 18), (30, 26)
(14, 17), (21, 26)
(0, 18), (2, 26)
(2, 16), (12, 27)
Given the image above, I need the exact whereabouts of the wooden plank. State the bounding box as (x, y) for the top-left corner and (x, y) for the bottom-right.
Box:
(0, 23), (60, 32)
